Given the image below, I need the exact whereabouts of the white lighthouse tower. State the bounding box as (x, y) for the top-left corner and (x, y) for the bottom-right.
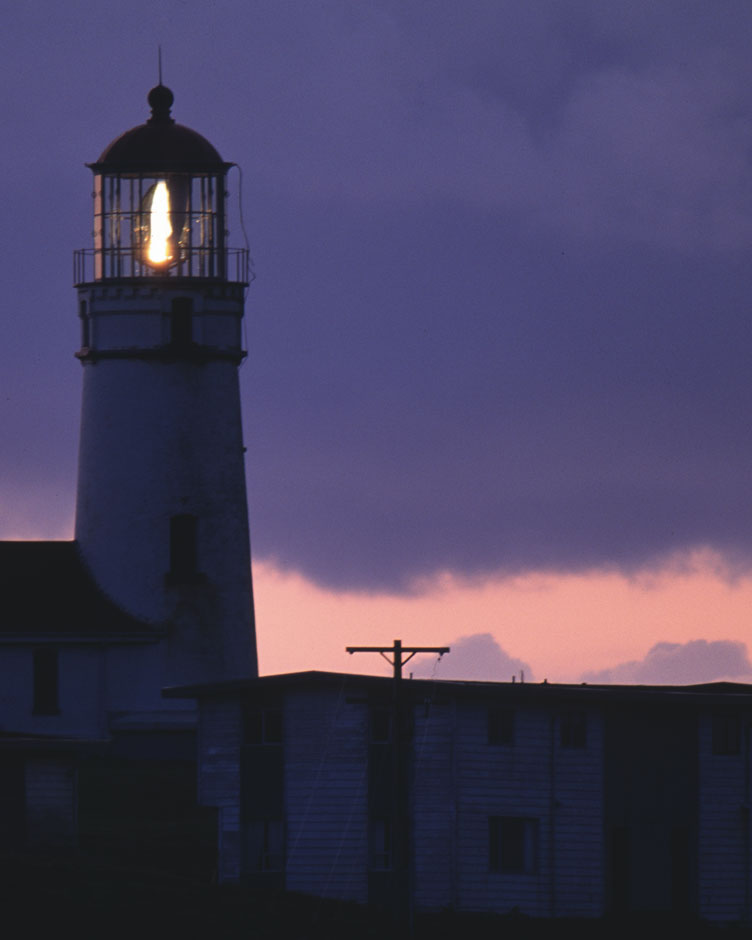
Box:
(74, 84), (258, 689)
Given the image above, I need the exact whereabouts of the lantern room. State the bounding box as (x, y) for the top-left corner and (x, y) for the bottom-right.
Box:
(74, 84), (247, 284)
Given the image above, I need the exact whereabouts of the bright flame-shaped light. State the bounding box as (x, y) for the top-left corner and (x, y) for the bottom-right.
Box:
(147, 181), (172, 265)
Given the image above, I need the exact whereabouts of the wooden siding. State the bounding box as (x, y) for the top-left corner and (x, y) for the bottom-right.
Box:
(197, 700), (242, 882)
(551, 711), (603, 917)
(412, 700), (456, 910)
(284, 687), (369, 902)
(193, 679), (752, 925)
(453, 703), (603, 917)
(455, 703), (551, 914)
(697, 711), (752, 923)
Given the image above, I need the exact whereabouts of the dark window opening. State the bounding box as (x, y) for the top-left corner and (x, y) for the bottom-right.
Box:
(489, 816), (537, 874)
(245, 707), (283, 745)
(369, 817), (393, 870)
(245, 819), (284, 872)
(560, 712), (587, 748)
(712, 714), (741, 755)
(170, 297), (193, 348)
(169, 514), (198, 582)
(33, 648), (59, 715)
(488, 706), (514, 745)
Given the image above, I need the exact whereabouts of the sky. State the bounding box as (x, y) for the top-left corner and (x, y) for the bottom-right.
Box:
(2, 1), (752, 684)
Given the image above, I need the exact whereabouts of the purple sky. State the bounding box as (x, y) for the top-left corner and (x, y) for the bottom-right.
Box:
(2, 2), (752, 680)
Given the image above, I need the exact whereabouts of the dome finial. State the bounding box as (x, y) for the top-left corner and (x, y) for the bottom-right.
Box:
(147, 46), (174, 124)
(147, 83), (174, 125)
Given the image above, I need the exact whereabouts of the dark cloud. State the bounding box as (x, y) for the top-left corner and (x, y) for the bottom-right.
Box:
(246, 199), (752, 588)
(3, 3), (752, 590)
(410, 633), (533, 683)
(581, 639), (752, 685)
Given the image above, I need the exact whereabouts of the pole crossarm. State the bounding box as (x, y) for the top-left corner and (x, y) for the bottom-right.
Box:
(346, 639), (450, 681)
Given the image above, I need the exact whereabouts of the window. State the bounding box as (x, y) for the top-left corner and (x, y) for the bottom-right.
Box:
(245, 819), (284, 871)
(489, 817), (537, 874)
(560, 712), (587, 748)
(369, 817), (393, 870)
(488, 706), (514, 745)
(245, 707), (283, 745)
(168, 513), (198, 582)
(712, 714), (741, 755)
(170, 297), (193, 347)
(33, 648), (59, 715)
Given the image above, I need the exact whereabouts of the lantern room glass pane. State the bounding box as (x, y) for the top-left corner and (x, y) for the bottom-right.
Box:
(91, 171), (227, 280)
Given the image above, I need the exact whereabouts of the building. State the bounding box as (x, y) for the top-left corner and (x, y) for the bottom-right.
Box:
(0, 85), (258, 850)
(168, 671), (752, 924)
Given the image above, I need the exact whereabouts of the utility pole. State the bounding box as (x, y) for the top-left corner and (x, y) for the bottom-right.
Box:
(347, 640), (450, 935)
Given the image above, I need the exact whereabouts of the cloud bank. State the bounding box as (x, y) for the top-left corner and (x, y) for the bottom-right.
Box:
(581, 639), (752, 685)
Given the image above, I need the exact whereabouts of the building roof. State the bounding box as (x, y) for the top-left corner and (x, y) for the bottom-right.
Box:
(0, 541), (160, 641)
(164, 669), (752, 707)
(89, 85), (230, 174)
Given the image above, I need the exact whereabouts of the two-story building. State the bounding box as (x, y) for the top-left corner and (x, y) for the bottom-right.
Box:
(167, 671), (752, 924)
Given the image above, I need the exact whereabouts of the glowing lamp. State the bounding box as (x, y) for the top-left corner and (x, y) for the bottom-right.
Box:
(138, 177), (191, 268)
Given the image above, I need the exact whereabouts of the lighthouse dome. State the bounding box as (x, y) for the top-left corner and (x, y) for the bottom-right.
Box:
(89, 85), (229, 173)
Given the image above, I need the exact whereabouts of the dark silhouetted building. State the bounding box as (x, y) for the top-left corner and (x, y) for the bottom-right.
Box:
(168, 671), (752, 924)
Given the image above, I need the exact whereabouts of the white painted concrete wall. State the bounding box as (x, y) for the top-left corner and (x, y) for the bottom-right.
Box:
(75, 283), (257, 687)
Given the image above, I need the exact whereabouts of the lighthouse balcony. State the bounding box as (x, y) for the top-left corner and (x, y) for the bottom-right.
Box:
(74, 246), (250, 287)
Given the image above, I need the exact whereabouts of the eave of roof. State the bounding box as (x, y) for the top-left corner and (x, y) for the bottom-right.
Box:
(0, 541), (161, 640)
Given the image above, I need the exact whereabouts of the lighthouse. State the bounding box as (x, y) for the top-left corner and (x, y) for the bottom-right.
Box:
(73, 84), (258, 688)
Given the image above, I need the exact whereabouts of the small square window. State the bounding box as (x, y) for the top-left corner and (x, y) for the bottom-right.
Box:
(560, 712), (587, 748)
(488, 706), (514, 745)
(489, 816), (538, 873)
(245, 707), (283, 745)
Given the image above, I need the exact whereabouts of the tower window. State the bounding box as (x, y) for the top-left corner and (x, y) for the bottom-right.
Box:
(169, 514), (198, 582)
(170, 298), (193, 347)
(80, 300), (90, 348)
(33, 648), (59, 715)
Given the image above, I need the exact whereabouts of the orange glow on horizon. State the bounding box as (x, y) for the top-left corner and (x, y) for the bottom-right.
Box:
(253, 549), (752, 683)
